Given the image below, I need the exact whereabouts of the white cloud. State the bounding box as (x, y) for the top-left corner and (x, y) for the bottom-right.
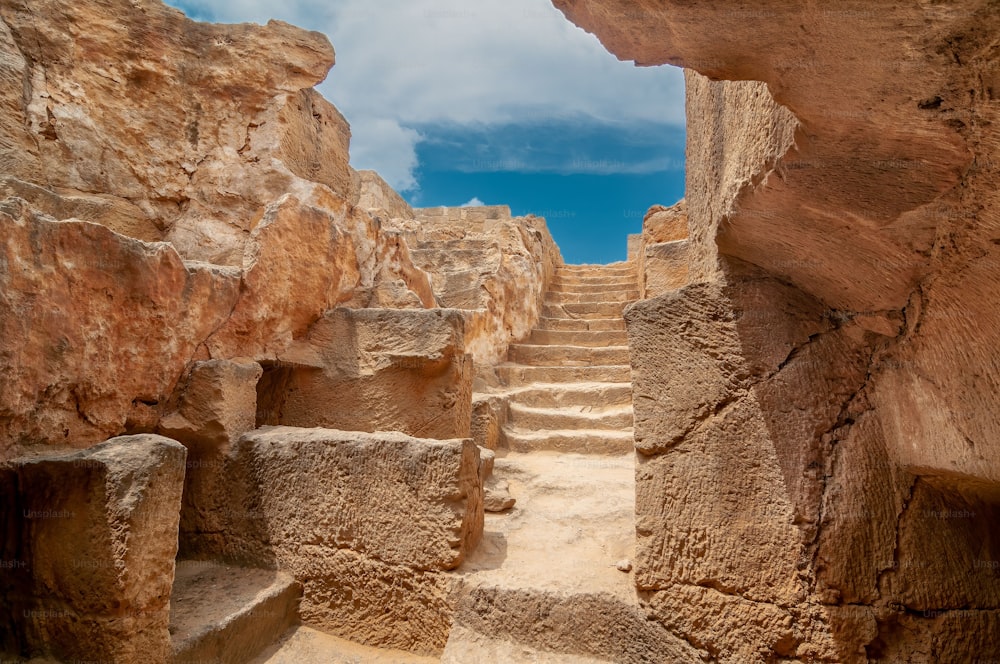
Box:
(348, 118), (422, 192)
(462, 197), (485, 207)
(168, 0), (686, 192)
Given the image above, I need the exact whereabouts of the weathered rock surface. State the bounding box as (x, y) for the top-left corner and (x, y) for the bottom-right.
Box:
(636, 200), (689, 298)
(357, 170), (415, 221)
(258, 307), (472, 439)
(388, 205), (562, 368)
(169, 560), (301, 664)
(158, 359), (263, 450)
(0, 0), (438, 459)
(0, 0), (351, 258)
(558, 0), (1000, 660)
(204, 192), (435, 360)
(0, 198), (240, 456)
(182, 426), (483, 654)
(0, 435), (186, 663)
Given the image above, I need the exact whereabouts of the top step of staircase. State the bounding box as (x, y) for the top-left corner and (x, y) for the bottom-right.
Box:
(548, 280), (639, 294)
(556, 261), (633, 271)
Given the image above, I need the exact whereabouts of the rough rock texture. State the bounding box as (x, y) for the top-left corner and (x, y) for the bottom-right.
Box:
(0, 0), (352, 259)
(204, 193), (435, 360)
(357, 170), (415, 221)
(169, 560), (301, 664)
(258, 307), (473, 439)
(637, 200), (690, 298)
(0, 198), (240, 456)
(0, 0), (436, 458)
(158, 359), (263, 450)
(0, 435), (186, 663)
(386, 205), (562, 368)
(182, 426), (483, 655)
(558, 0), (1000, 661)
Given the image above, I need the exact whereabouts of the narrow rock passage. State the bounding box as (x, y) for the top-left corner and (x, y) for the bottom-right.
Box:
(440, 263), (694, 662)
(250, 262), (697, 663)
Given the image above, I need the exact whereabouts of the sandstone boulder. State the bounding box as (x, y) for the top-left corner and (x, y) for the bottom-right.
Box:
(0, 435), (186, 663)
(642, 200), (687, 244)
(158, 359), (263, 450)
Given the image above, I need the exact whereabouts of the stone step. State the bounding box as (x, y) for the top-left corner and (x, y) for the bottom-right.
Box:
(553, 272), (635, 283)
(535, 317), (626, 332)
(250, 625), (438, 663)
(548, 279), (639, 293)
(505, 382), (634, 409)
(556, 262), (634, 275)
(552, 274), (635, 286)
(444, 453), (696, 662)
(527, 328), (628, 347)
(497, 364), (632, 386)
(508, 344), (631, 367)
(443, 589), (694, 664)
(503, 427), (636, 454)
(442, 624), (611, 663)
(542, 302), (627, 319)
(170, 560), (301, 664)
(508, 403), (634, 431)
(545, 289), (639, 304)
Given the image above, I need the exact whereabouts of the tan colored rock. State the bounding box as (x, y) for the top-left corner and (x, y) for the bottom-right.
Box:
(258, 307), (472, 439)
(470, 394), (508, 451)
(295, 547), (459, 655)
(0, 0), (435, 459)
(358, 170), (415, 221)
(182, 426), (483, 654)
(0, 198), (239, 457)
(0, 435), (186, 663)
(169, 560), (301, 664)
(158, 359), (262, 450)
(483, 476), (516, 513)
(0, 0), (348, 261)
(625, 266), (892, 657)
(395, 205), (563, 367)
(0, 176), (162, 242)
(642, 200), (687, 244)
(559, 2), (1000, 660)
(204, 193), (359, 358)
(195, 426), (482, 569)
(157, 358), (264, 562)
(640, 241), (689, 298)
(635, 201), (690, 297)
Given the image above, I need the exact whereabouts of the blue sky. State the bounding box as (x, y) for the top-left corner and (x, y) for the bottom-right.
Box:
(165, 0), (686, 264)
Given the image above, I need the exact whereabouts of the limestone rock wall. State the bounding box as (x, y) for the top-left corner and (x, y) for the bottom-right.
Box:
(384, 205), (563, 368)
(0, 0), (351, 258)
(0, 0), (439, 459)
(556, 1), (1000, 661)
(261, 307), (473, 440)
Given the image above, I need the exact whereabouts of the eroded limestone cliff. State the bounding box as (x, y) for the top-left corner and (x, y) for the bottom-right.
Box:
(0, 1), (559, 660)
(556, 1), (1000, 661)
